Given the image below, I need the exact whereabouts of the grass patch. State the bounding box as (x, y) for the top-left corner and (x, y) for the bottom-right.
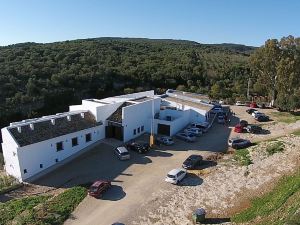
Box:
(16, 186), (87, 225)
(0, 174), (20, 194)
(0, 195), (49, 225)
(271, 112), (300, 124)
(266, 141), (284, 155)
(0, 153), (4, 169)
(234, 149), (252, 166)
(232, 171), (300, 224)
(292, 129), (300, 136)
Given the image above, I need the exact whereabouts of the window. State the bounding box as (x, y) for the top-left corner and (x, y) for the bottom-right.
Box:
(40, 164), (43, 169)
(55, 158), (59, 163)
(72, 137), (78, 147)
(85, 133), (92, 142)
(141, 126), (144, 132)
(133, 129), (136, 135)
(137, 127), (140, 133)
(24, 169), (27, 174)
(56, 142), (63, 151)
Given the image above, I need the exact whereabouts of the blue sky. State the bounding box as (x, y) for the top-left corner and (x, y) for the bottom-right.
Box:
(0, 0), (299, 46)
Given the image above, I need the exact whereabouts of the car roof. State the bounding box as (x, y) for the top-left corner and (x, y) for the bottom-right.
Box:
(168, 168), (184, 175)
(187, 154), (201, 160)
(116, 146), (129, 153)
(91, 180), (108, 187)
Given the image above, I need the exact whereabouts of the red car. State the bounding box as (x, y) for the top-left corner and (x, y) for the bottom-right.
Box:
(250, 102), (258, 108)
(88, 180), (111, 198)
(234, 124), (244, 133)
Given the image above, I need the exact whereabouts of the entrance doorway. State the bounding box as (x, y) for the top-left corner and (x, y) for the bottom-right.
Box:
(106, 121), (123, 141)
(157, 124), (170, 136)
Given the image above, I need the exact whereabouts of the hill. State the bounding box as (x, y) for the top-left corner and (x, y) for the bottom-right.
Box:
(0, 37), (253, 127)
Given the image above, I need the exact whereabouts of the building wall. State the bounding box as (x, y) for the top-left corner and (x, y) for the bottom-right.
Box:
(16, 125), (104, 181)
(122, 98), (160, 142)
(1, 128), (22, 180)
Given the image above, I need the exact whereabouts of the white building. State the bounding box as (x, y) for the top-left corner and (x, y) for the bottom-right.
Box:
(1, 90), (213, 182)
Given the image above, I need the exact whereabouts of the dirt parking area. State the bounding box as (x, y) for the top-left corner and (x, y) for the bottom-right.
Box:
(2, 105), (300, 225)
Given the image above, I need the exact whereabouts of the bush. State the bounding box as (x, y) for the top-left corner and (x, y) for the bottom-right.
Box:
(0, 174), (20, 194)
(266, 141), (284, 155)
(234, 149), (252, 166)
(0, 195), (49, 225)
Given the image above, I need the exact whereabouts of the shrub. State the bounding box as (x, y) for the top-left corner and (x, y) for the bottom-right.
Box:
(234, 149), (252, 166)
(0, 174), (20, 193)
(266, 141), (284, 155)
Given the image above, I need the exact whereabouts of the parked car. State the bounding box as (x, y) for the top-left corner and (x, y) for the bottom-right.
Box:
(228, 138), (252, 149)
(182, 155), (203, 169)
(246, 125), (263, 134)
(217, 115), (225, 124)
(257, 103), (266, 109)
(250, 102), (258, 108)
(126, 142), (150, 153)
(176, 132), (196, 142)
(190, 122), (210, 132)
(235, 101), (245, 106)
(211, 107), (223, 114)
(114, 146), (130, 160)
(88, 180), (111, 198)
(256, 115), (270, 122)
(165, 168), (187, 184)
(234, 124), (244, 133)
(252, 111), (265, 118)
(184, 127), (203, 136)
(246, 108), (256, 114)
(156, 136), (174, 146)
(240, 120), (248, 127)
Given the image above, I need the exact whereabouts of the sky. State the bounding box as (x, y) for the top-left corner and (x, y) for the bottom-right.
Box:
(0, 0), (299, 47)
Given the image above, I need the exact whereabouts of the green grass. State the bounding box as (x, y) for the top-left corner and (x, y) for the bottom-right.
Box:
(0, 186), (87, 225)
(234, 149), (252, 166)
(0, 174), (20, 194)
(16, 186), (87, 225)
(292, 129), (300, 136)
(271, 112), (300, 124)
(266, 141), (284, 155)
(232, 171), (300, 224)
(0, 195), (49, 225)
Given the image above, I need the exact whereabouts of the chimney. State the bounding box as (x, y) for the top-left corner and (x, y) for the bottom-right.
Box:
(29, 123), (34, 130)
(51, 119), (55, 125)
(80, 112), (85, 118)
(17, 126), (22, 133)
(67, 115), (71, 121)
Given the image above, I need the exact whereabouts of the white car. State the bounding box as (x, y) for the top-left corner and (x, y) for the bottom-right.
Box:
(176, 132), (196, 142)
(190, 122), (210, 132)
(184, 127), (202, 136)
(114, 147), (130, 160)
(156, 136), (174, 145)
(251, 111), (264, 118)
(165, 168), (187, 184)
(235, 101), (245, 106)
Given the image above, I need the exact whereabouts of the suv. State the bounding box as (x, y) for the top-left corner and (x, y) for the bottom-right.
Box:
(256, 115), (269, 122)
(156, 136), (174, 146)
(228, 138), (251, 149)
(246, 108), (256, 114)
(88, 180), (111, 198)
(114, 147), (130, 160)
(165, 168), (187, 184)
(246, 125), (262, 134)
(126, 142), (150, 153)
(182, 155), (203, 169)
(176, 132), (196, 142)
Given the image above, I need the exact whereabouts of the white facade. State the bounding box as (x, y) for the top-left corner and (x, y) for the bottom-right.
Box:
(1, 90), (212, 182)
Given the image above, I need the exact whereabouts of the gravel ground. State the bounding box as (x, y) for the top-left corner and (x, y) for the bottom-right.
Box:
(130, 135), (300, 225)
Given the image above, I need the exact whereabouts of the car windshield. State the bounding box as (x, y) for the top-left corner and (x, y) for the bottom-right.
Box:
(167, 174), (175, 178)
(121, 152), (129, 155)
(89, 187), (98, 193)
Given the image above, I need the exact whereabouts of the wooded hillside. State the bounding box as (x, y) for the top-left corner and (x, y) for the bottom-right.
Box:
(0, 38), (254, 127)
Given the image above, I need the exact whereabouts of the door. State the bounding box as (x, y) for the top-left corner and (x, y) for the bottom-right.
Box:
(157, 124), (170, 136)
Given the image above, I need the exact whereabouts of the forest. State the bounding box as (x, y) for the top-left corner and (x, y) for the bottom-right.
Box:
(0, 37), (254, 128)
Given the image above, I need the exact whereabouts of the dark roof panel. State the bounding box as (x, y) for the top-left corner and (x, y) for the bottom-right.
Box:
(9, 112), (101, 147)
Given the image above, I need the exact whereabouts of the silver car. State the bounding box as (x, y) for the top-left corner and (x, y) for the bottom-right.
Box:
(176, 132), (196, 142)
(165, 168), (187, 184)
(184, 127), (202, 136)
(114, 147), (130, 160)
